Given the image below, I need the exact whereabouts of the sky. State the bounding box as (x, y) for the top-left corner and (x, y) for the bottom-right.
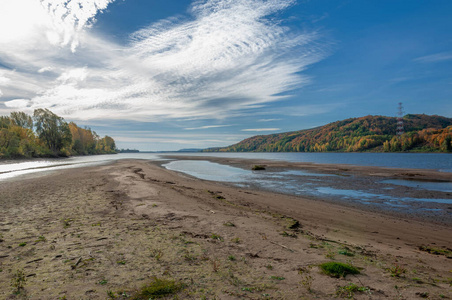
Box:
(0, 0), (451, 151)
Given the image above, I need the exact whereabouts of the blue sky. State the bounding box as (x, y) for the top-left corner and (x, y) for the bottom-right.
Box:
(0, 0), (451, 151)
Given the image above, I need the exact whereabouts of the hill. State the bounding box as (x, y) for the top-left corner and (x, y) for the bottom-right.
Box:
(205, 114), (452, 153)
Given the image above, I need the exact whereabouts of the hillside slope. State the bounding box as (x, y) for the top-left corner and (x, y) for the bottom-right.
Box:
(205, 114), (452, 152)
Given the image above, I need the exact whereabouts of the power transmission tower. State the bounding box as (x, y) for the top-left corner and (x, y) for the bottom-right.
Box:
(397, 102), (404, 137)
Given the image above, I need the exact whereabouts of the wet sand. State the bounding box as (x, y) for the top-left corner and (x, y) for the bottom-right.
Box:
(162, 155), (452, 224)
(0, 159), (451, 299)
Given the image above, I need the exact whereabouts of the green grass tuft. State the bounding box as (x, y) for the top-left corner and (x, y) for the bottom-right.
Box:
(320, 262), (360, 278)
(132, 277), (183, 299)
(336, 283), (369, 298)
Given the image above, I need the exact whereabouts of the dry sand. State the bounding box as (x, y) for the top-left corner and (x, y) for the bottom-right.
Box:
(0, 158), (451, 299)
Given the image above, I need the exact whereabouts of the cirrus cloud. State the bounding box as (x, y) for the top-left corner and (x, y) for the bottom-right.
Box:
(1, 0), (326, 122)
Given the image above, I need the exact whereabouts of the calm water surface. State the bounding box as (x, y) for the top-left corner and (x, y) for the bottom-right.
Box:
(1, 152), (451, 181)
(2, 152), (451, 220)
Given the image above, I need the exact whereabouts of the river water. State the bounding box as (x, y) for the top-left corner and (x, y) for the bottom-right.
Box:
(1, 152), (451, 221)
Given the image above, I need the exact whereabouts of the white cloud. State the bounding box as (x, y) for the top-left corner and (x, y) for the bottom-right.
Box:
(57, 68), (89, 84)
(0, 0), (114, 52)
(241, 128), (280, 132)
(258, 118), (281, 122)
(0, 0), (325, 122)
(0, 88), (3, 98)
(184, 125), (232, 130)
(38, 67), (53, 73)
(4, 99), (31, 109)
(414, 52), (452, 63)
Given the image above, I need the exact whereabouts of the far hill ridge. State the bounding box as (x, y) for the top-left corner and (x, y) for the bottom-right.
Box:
(204, 114), (452, 153)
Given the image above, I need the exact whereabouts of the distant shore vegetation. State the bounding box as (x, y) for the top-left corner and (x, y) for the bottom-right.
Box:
(0, 109), (117, 159)
(205, 114), (452, 153)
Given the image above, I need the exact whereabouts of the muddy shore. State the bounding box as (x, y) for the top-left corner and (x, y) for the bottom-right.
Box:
(0, 159), (451, 299)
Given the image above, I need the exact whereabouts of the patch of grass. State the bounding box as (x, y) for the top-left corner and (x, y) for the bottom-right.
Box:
(270, 276), (285, 280)
(281, 231), (297, 238)
(388, 264), (406, 277)
(284, 217), (301, 230)
(18, 242), (27, 247)
(62, 218), (73, 228)
(99, 279), (108, 285)
(320, 262), (360, 278)
(338, 247), (355, 257)
(117, 260), (126, 265)
(419, 245), (452, 258)
(231, 237), (240, 243)
(309, 242), (323, 249)
(325, 249), (336, 259)
(210, 233), (223, 241)
(266, 264), (273, 270)
(131, 277), (184, 299)
(106, 290), (116, 299)
(228, 255), (236, 261)
(35, 236), (46, 243)
(183, 251), (197, 262)
(150, 249), (163, 261)
(252, 165), (266, 171)
(412, 277), (424, 284)
(336, 283), (369, 298)
(11, 269), (26, 295)
(223, 222), (235, 227)
(300, 274), (313, 292)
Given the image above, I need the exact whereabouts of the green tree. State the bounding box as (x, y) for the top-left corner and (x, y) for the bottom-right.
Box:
(33, 109), (72, 155)
(10, 111), (33, 129)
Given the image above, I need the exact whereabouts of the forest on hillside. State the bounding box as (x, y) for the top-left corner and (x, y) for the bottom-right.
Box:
(206, 114), (452, 153)
(0, 109), (116, 159)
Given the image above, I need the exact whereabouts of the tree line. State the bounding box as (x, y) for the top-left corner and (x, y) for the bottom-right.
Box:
(0, 109), (117, 158)
(206, 114), (452, 153)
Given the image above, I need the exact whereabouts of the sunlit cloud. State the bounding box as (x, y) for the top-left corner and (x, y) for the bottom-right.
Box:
(38, 67), (54, 74)
(184, 125), (232, 130)
(258, 118), (281, 122)
(1, 0), (325, 122)
(4, 99), (30, 109)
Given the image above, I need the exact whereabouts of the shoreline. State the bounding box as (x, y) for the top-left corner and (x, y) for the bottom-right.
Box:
(160, 155), (452, 225)
(0, 159), (451, 298)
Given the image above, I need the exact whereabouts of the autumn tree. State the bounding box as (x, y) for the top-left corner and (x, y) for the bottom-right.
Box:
(33, 108), (72, 155)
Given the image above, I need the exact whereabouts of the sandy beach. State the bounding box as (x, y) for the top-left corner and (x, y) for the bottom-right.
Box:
(0, 158), (451, 299)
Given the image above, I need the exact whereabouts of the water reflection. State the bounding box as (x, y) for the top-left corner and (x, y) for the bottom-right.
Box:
(162, 160), (452, 216)
(163, 160), (250, 182)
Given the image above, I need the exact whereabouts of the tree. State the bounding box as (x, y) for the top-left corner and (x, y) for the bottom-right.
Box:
(10, 111), (33, 129)
(33, 109), (72, 155)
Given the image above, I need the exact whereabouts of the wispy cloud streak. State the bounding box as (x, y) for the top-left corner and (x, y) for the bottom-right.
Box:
(414, 52), (452, 63)
(1, 0), (325, 122)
